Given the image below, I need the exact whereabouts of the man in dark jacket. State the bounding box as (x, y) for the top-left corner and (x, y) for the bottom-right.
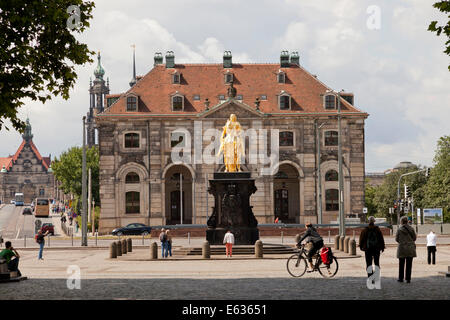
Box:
(297, 222), (324, 272)
(359, 216), (385, 277)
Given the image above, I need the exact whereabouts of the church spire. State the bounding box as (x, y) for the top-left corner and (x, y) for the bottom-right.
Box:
(94, 51), (105, 80)
(129, 44), (137, 87)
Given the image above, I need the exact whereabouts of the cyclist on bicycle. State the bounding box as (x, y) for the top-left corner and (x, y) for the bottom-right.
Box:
(296, 222), (324, 272)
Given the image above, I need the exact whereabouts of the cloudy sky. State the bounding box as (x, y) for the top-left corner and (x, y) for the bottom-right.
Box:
(1, 0), (449, 172)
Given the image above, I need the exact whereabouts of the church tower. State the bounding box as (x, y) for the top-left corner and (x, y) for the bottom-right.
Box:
(87, 52), (110, 147)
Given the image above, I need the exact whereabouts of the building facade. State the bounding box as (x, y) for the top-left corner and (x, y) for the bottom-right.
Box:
(0, 119), (55, 204)
(95, 51), (368, 234)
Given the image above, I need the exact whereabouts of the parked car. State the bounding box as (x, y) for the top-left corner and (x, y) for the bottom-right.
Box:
(41, 223), (54, 236)
(10, 200), (15, 204)
(22, 207), (32, 215)
(111, 223), (151, 236)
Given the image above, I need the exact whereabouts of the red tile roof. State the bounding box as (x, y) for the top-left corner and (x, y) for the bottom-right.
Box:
(3, 139), (50, 171)
(100, 63), (367, 117)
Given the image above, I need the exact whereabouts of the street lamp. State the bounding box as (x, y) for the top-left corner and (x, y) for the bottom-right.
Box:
(326, 90), (345, 237)
(82, 116), (88, 246)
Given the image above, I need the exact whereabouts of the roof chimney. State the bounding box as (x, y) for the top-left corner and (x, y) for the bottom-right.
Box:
(165, 51), (175, 68)
(290, 51), (299, 65)
(280, 50), (290, 67)
(154, 52), (163, 66)
(223, 51), (232, 68)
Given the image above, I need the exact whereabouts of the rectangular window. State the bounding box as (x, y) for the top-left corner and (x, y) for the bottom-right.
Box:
(236, 95), (243, 100)
(172, 96), (183, 111)
(173, 74), (180, 84)
(278, 73), (285, 83)
(125, 133), (140, 148)
(126, 192), (140, 214)
(193, 95), (200, 101)
(279, 131), (294, 147)
(324, 131), (338, 146)
(39, 189), (45, 196)
(325, 189), (339, 211)
(225, 73), (233, 83)
(279, 95), (290, 110)
(325, 95), (336, 110)
(219, 95), (225, 101)
(260, 95), (267, 100)
(126, 96), (137, 111)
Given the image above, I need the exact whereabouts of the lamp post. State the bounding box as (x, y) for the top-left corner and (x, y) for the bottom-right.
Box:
(82, 117), (88, 246)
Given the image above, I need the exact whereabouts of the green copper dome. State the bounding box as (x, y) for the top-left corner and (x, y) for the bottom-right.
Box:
(94, 52), (105, 79)
(1, 165), (7, 173)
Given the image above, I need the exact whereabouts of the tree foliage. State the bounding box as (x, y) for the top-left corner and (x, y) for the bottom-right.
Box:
(423, 136), (450, 222)
(428, 0), (450, 71)
(52, 146), (99, 204)
(0, 0), (95, 131)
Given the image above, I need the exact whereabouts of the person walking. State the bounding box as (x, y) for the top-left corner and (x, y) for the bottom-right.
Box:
(359, 216), (385, 278)
(36, 229), (50, 260)
(426, 231), (437, 265)
(159, 228), (168, 258)
(396, 216), (417, 283)
(166, 230), (173, 257)
(223, 230), (235, 258)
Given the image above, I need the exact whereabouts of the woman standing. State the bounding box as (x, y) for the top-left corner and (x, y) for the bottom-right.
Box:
(223, 230), (235, 258)
(395, 216), (417, 283)
(166, 230), (172, 257)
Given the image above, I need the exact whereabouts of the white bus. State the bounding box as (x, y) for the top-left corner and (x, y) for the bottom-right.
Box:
(14, 193), (24, 206)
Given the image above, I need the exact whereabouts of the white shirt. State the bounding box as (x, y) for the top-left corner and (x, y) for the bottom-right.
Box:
(427, 232), (437, 246)
(223, 232), (235, 244)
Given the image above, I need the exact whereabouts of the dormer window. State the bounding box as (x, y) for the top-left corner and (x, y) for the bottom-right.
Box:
(277, 71), (285, 83)
(219, 94), (226, 101)
(324, 94), (337, 110)
(236, 95), (243, 101)
(172, 72), (181, 84)
(225, 72), (233, 84)
(171, 93), (184, 111)
(126, 96), (137, 112)
(278, 91), (291, 110)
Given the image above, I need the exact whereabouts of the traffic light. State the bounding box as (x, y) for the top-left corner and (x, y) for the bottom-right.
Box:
(425, 167), (431, 177)
(404, 184), (411, 199)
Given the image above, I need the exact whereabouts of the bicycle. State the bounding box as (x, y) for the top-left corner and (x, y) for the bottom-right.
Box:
(286, 243), (339, 278)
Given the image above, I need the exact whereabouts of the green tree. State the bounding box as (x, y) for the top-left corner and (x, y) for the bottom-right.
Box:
(0, 0), (95, 131)
(423, 136), (450, 222)
(372, 165), (427, 223)
(364, 178), (378, 217)
(52, 146), (100, 205)
(428, 1), (450, 71)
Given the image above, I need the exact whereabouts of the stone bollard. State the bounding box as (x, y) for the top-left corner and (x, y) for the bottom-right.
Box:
(122, 239), (127, 254)
(202, 241), (210, 259)
(344, 236), (350, 253)
(339, 236), (345, 251)
(150, 242), (158, 260)
(116, 241), (122, 257)
(349, 239), (357, 256)
(127, 238), (132, 252)
(334, 235), (340, 250)
(255, 240), (263, 258)
(110, 242), (117, 259)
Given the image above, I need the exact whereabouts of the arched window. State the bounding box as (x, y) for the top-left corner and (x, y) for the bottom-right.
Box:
(325, 170), (338, 181)
(124, 133), (140, 148)
(126, 96), (137, 111)
(274, 171), (288, 179)
(324, 131), (338, 146)
(324, 94), (336, 110)
(126, 191), (140, 214)
(325, 189), (339, 211)
(125, 172), (140, 183)
(279, 131), (294, 146)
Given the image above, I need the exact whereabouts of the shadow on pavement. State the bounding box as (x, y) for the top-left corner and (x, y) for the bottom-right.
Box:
(0, 276), (449, 300)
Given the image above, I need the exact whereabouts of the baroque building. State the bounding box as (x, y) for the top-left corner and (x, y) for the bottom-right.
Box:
(0, 119), (55, 204)
(95, 51), (368, 234)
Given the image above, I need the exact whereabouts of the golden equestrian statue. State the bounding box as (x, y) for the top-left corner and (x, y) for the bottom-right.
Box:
(217, 114), (245, 172)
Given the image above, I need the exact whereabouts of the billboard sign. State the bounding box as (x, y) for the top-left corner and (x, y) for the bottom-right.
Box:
(423, 208), (443, 224)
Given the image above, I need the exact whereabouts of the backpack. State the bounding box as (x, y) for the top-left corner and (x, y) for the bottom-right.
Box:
(366, 229), (378, 249)
(320, 247), (333, 265)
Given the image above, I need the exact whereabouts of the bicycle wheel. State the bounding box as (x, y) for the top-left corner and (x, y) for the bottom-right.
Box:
(286, 254), (307, 277)
(318, 256), (339, 278)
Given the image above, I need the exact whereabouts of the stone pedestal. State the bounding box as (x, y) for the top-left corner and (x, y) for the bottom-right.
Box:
(206, 172), (259, 245)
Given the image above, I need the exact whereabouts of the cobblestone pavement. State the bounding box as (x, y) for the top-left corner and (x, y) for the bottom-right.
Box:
(1, 246), (449, 300)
